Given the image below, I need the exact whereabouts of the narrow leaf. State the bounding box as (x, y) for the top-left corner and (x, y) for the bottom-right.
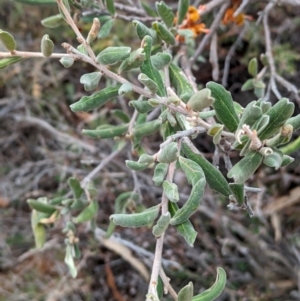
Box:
(73, 200), (99, 223)
(106, 0), (115, 15)
(80, 72), (102, 91)
(68, 177), (83, 199)
(229, 183), (244, 206)
(0, 57), (23, 69)
(27, 198), (57, 214)
(152, 212), (171, 237)
(151, 52), (172, 70)
(0, 29), (16, 51)
(110, 205), (160, 227)
(182, 138), (231, 197)
(41, 14), (64, 28)
(163, 180), (179, 202)
(192, 267), (226, 301)
(169, 63), (194, 102)
(177, 0), (189, 25)
(206, 82), (239, 132)
(96, 47), (131, 65)
(227, 151), (263, 184)
(168, 202), (197, 247)
(179, 156), (205, 186)
(59, 56), (74, 68)
(118, 82), (132, 95)
(152, 21), (175, 45)
(259, 98), (295, 140)
(158, 142), (179, 163)
(155, 1), (175, 28)
(83, 123), (128, 139)
(129, 100), (153, 114)
(41, 34), (54, 57)
(140, 35), (166, 96)
(65, 245), (78, 278)
(70, 85), (121, 112)
(170, 178), (206, 225)
(153, 163), (169, 186)
(178, 282), (193, 301)
(98, 19), (114, 38)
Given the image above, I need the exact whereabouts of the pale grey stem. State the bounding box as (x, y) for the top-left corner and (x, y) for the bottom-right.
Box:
(160, 126), (206, 149)
(263, 2), (282, 100)
(209, 33), (219, 81)
(147, 162), (176, 300)
(0, 51), (73, 59)
(190, 2), (230, 65)
(200, 0), (228, 16)
(56, 0), (96, 61)
(233, 0), (250, 17)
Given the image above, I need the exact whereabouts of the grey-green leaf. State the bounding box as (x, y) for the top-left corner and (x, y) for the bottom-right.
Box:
(178, 282), (193, 301)
(177, 0), (189, 25)
(248, 57), (258, 77)
(155, 1), (175, 28)
(110, 205), (160, 227)
(83, 123), (128, 139)
(152, 21), (175, 45)
(163, 180), (179, 202)
(170, 178), (205, 225)
(168, 202), (197, 247)
(179, 156), (205, 186)
(98, 19), (114, 38)
(80, 72), (102, 91)
(70, 85), (121, 112)
(0, 29), (16, 51)
(152, 212), (171, 237)
(206, 82), (239, 132)
(138, 73), (158, 94)
(68, 177), (83, 199)
(169, 63), (194, 102)
(259, 98), (295, 140)
(182, 138), (231, 197)
(59, 56), (74, 68)
(129, 100), (153, 114)
(158, 142), (179, 163)
(96, 47), (131, 65)
(65, 245), (78, 278)
(41, 34), (54, 57)
(192, 267), (226, 301)
(153, 163), (169, 186)
(227, 151), (263, 184)
(118, 82), (132, 95)
(73, 200), (99, 223)
(151, 52), (172, 70)
(263, 150), (283, 170)
(229, 183), (244, 206)
(140, 35), (166, 96)
(106, 0), (115, 15)
(41, 14), (64, 28)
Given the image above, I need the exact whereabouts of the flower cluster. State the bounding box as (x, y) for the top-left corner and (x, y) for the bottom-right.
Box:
(175, 6), (209, 42)
(222, 0), (248, 26)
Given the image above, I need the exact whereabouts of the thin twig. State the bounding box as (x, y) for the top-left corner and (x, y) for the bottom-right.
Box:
(263, 2), (282, 100)
(209, 33), (219, 81)
(222, 24), (248, 87)
(146, 162), (176, 300)
(233, 0), (250, 17)
(0, 51), (73, 59)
